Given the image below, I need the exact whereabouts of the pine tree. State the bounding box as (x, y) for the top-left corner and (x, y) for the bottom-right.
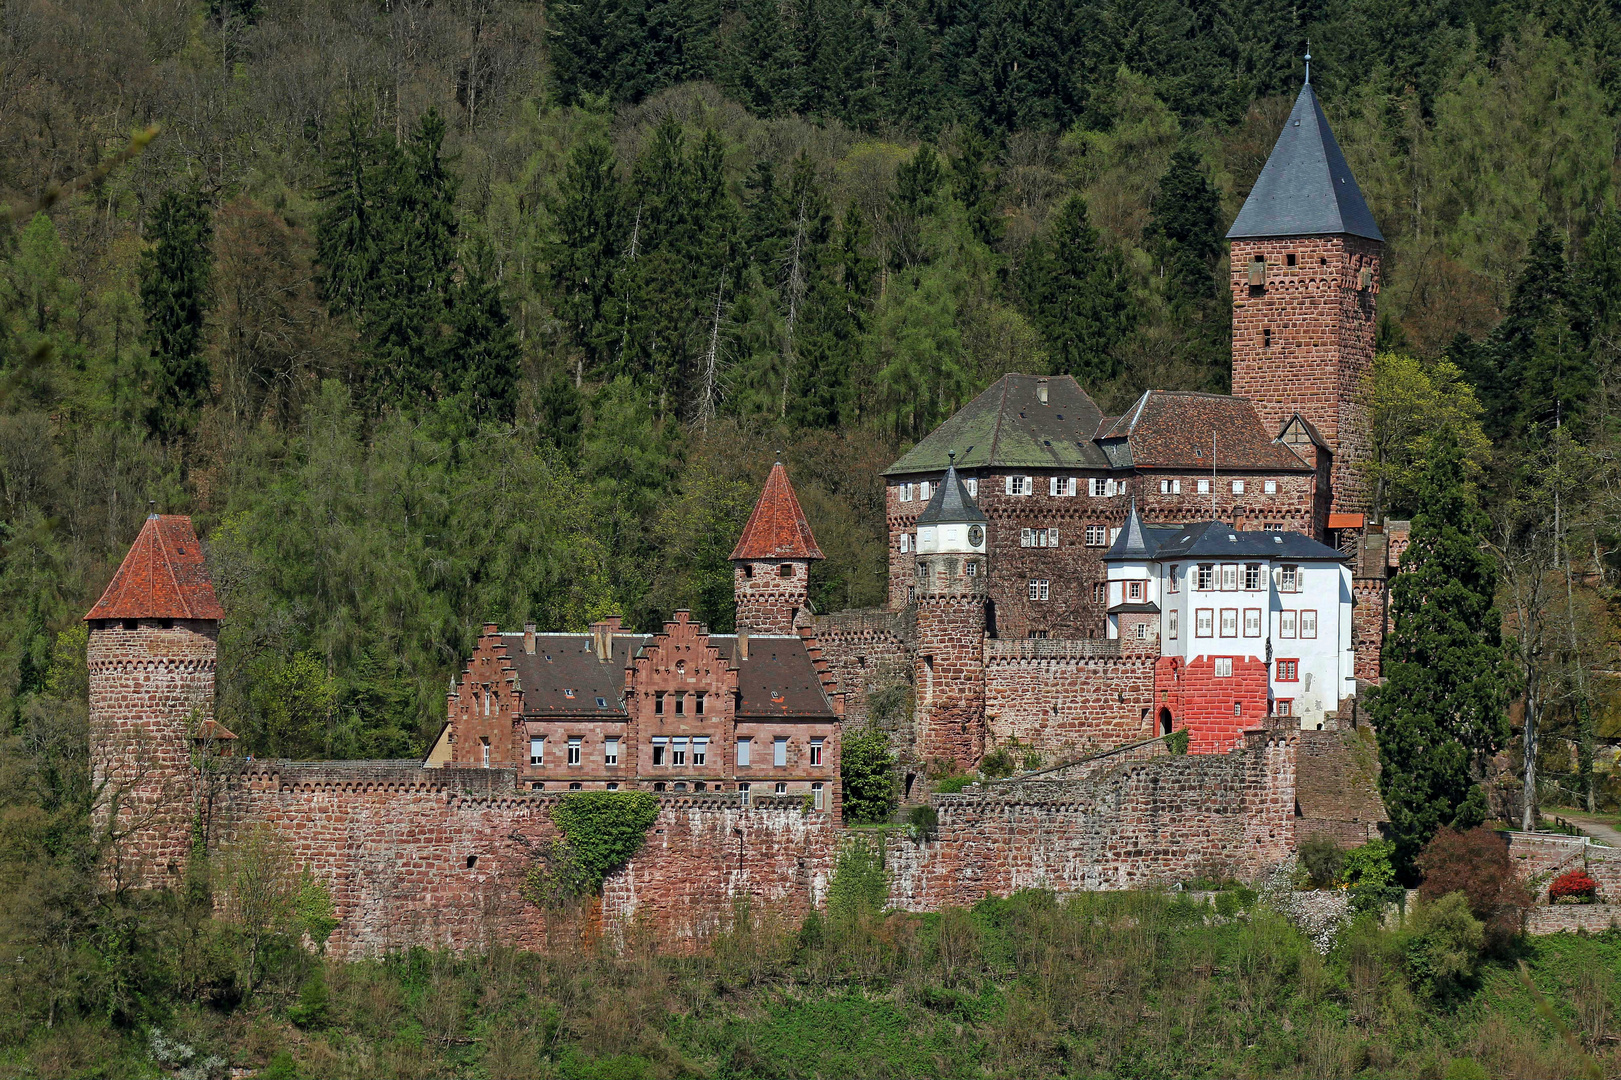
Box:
(721, 0), (802, 118)
(1144, 145), (1223, 306)
(448, 239), (521, 424)
(315, 107), (390, 318)
(950, 132), (1003, 247)
(140, 189), (215, 441)
(1373, 437), (1509, 874)
(1476, 225), (1574, 446)
(544, 137), (626, 379)
(1016, 194), (1137, 385)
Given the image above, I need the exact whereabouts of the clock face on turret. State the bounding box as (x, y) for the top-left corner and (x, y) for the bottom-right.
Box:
(968, 525), (984, 547)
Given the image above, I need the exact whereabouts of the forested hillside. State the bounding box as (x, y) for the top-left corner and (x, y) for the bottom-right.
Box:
(3, 0), (1621, 764)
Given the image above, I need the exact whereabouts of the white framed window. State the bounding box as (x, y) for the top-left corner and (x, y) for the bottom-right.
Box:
(1280, 565), (1299, 591)
(606, 782), (619, 790)
(1275, 699), (1292, 717)
(966, 561), (978, 577)
(1221, 564), (1238, 590)
(1196, 565), (1214, 590)
(1301, 609), (1317, 638)
(736, 738), (751, 766)
(1244, 564), (1262, 590)
(1127, 580), (1144, 601)
(1195, 608), (1213, 637)
(773, 736), (788, 767)
(1214, 657), (1234, 677)
(692, 737), (707, 766)
(1168, 565), (1180, 593)
(920, 480), (932, 501)
(1169, 609), (1179, 639)
(1020, 527), (1059, 548)
(1233, 701), (1243, 718)
(1092, 581), (1107, 603)
(1244, 608), (1261, 636)
(567, 736), (581, 765)
(1133, 622), (1149, 640)
(652, 736), (668, 765)
(1089, 477), (1104, 497)
(1085, 525), (1107, 546)
(1220, 608), (1238, 637)
(900, 482), (913, 502)
(1005, 475), (1033, 495)
(530, 737), (545, 766)
(1264, 479), (1277, 494)
(672, 736), (688, 766)
(810, 738), (823, 766)
(1050, 476), (1077, 496)
(1232, 479), (1245, 494)
(1172, 478), (1182, 494)
(1159, 478), (1170, 494)
(605, 737), (619, 766)
(965, 478), (977, 498)
(739, 781), (751, 805)
(900, 533), (910, 553)
(481, 738), (490, 767)
(1280, 610), (1297, 638)
(1264, 522), (1284, 532)
(1028, 579), (1050, 600)
(775, 782), (787, 795)
(1197, 478), (1210, 495)
(812, 782), (825, 810)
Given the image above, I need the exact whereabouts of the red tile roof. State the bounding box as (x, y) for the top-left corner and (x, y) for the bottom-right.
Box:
(85, 515), (225, 621)
(729, 462), (824, 562)
(1099, 390), (1311, 472)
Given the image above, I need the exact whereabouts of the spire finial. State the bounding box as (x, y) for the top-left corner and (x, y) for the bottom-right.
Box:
(947, 449), (956, 466)
(774, 448), (782, 464)
(1304, 40), (1311, 84)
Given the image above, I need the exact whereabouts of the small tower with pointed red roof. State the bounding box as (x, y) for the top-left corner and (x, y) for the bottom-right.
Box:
(731, 461), (824, 635)
(85, 514), (225, 886)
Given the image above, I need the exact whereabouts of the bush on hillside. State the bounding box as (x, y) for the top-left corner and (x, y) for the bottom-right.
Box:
(1403, 892), (1486, 1001)
(1341, 840), (1403, 914)
(1299, 835), (1346, 888)
(1415, 827), (1532, 949)
(1549, 869), (1599, 904)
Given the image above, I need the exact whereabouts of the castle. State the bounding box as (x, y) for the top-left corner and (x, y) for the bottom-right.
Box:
(84, 78), (1394, 955)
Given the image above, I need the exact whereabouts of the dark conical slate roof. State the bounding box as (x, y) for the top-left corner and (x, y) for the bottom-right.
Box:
(916, 464), (987, 525)
(1227, 82), (1383, 242)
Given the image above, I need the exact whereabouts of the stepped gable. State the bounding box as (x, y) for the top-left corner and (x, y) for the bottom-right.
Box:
(1227, 81), (1383, 241)
(710, 635), (841, 717)
(884, 373), (1110, 475)
(1097, 390), (1313, 472)
(730, 462), (824, 561)
(85, 514), (224, 621)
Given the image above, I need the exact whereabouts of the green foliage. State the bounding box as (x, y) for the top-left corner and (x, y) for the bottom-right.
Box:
(287, 966), (330, 1029)
(1415, 827), (1531, 950)
(906, 803), (938, 837)
(1363, 352), (1491, 520)
(527, 792), (660, 907)
(979, 745), (1016, 779)
(1017, 194), (1138, 387)
(933, 774), (973, 794)
(1165, 728), (1190, 755)
(1298, 836), (1346, 889)
(1340, 840), (1403, 915)
(140, 190), (214, 441)
(826, 835), (887, 919)
(1404, 892), (1486, 999)
(839, 724), (897, 825)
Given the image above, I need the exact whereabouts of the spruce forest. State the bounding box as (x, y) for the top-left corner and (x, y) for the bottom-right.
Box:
(7, 0), (1621, 1076)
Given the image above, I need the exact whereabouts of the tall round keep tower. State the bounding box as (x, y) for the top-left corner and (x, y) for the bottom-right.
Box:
(85, 515), (224, 886)
(913, 459), (988, 769)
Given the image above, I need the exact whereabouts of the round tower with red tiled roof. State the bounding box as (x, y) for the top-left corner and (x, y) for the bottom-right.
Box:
(731, 461), (824, 635)
(85, 514), (225, 886)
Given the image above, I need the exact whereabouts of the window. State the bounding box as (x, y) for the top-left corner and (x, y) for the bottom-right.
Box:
(1133, 622), (1149, 640)
(652, 737), (668, 765)
(1028, 579), (1050, 600)
(810, 738), (823, 766)
(1085, 525), (1107, 546)
(567, 736), (581, 765)
(1244, 564), (1262, 590)
(736, 738), (751, 766)
(1220, 609), (1238, 637)
(919, 480), (932, 501)
(1301, 609), (1317, 638)
(1167, 565), (1180, 592)
(1263, 328), (1273, 348)
(1028, 629), (1049, 639)
(653, 782), (666, 792)
(1214, 657), (1234, 677)
(696, 692), (705, 716)
(530, 737), (545, 766)
(605, 738), (619, 766)
(964, 477), (978, 498)
(655, 691), (664, 715)
(692, 737), (707, 766)
(1092, 581), (1107, 603)
(1280, 565), (1298, 591)
(774, 736), (788, 767)
(812, 782), (825, 810)
(562, 688), (575, 699)
(1275, 699), (1293, 717)
(900, 482), (913, 502)
(966, 562), (978, 577)
(900, 533), (910, 553)
(1169, 609), (1179, 639)
(1286, 252), (1297, 267)
(1232, 479), (1245, 495)
(1264, 479), (1277, 495)
(739, 782), (751, 805)
(1005, 475), (1033, 495)
(606, 782), (619, 791)
(1244, 608), (1261, 637)
(1197, 478), (1211, 495)
(1264, 522), (1284, 531)
(1125, 580), (1142, 601)
(1221, 564), (1238, 590)
(672, 782), (686, 791)
(595, 696), (608, 708)
(532, 781), (545, 790)
(569, 782), (582, 790)
(1050, 476), (1076, 496)
(1280, 611), (1297, 638)
(1195, 609), (1213, 637)
(775, 782), (787, 795)
(1232, 701), (1243, 718)
(1276, 659), (1299, 681)
(481, 738), (490, 767)
(676, 692), (688, 716)
(672, 737), (687, 766)
(1089, 477), (1105, 497)
(1021, 527), (1059, 548)
(1196, 565), (1214, 590)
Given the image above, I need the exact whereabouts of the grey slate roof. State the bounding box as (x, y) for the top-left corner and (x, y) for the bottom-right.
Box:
(916, 463), (987, 525)
(1227, 82), (1383, 242)
(1149, 521), (1349, 561)
(883, 374), (1110, 475)
(708, 636), (840, 718)
(1109, 500), (1157, 558)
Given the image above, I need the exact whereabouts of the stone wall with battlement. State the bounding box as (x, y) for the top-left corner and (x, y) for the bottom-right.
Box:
(984, 647), (1158, 761)
(886, 727), (1297, 907)
(812, 608), (916, 748)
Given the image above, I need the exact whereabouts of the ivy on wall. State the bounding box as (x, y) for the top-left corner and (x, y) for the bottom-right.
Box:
(524, 792), (660, 908)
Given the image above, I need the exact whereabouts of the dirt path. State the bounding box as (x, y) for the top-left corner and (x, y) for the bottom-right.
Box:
(1559, 812), (1621, 848)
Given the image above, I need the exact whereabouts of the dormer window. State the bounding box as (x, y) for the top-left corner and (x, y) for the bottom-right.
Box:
(563, 688), (576, 699)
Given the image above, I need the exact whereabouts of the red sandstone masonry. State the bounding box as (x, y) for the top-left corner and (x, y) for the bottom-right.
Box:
(984, 640), (1157, 760)
(1154, 653), (1270, 753)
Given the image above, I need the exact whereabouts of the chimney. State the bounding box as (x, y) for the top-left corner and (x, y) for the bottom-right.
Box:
(1036, 378), (1049, 404)
(524, 623), (536, 655)
(590, 621), (610, 661)
(737, 625), (750, 661)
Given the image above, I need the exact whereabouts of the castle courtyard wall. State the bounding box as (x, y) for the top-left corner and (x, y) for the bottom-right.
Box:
(983, 640), (1157, 760)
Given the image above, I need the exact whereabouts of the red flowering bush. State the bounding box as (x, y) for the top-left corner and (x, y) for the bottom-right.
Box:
(1415, 827), (1533, 951)
(1549, 869), (1599, 904)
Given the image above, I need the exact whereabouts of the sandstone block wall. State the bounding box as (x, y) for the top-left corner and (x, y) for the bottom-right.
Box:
(812, 609), (915, 743)
(984, 641), (1157, 760)
(915, 588), (986, 767)
(1352, 577), (1386, 681)
(734, 560), (810, 634)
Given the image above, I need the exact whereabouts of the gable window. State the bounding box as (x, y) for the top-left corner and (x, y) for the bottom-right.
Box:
(1092, 581), (1107, 603)
(1280, 565), (1299, 591)
(1220, 608), (1238, 637)
(1214, 657), (1234, 677)
(1264, 480), (1277, 494)
(1221, 564), (1238, 590)
(1244, 608), (1261, 636)
(1280, 610), (1297, 638)
(672, 737), (688, 766)
(1196, 565), (1214, 590)
(1169, 610), (1179, 639)
(652, 737), (668, 765)
(692, 737), (708, 766)
(1085, 525), (1107, 546)
(810, 738), (824, 766)
(530, 737), (545, 766)
(1195, 609), (1213, 637)
(774, 736), (788, 767)
(1028, 579), (1050, 601)
(736, 738), (752, 767)
(567, 737), (582, 766)
(1244, 564), (1262, 590)
(1232, 479), (1245, 495)
(1276, 659), (1299, 681)
(1005, 475), (1033, 495)
(1300, 610), (1318, 638)
(1197, 478), (1210, 495)
(605, 738), (619, 766)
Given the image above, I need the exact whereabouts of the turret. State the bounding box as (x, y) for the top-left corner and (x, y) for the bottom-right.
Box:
(912, 456), (988, 769)
(85, 515), (225, 886)
(731, 460), (824, 634)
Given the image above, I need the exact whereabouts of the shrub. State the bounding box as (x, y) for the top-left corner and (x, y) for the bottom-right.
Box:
(840, 725), (897, 825)
(907, 803), (939, 836)
(934, 774), (973, 794)
(287, 967), (329, 1029)
(827, 836), (888, 920)
(979, 746), (1016, 779)
(1415, 827), (1532, 949)
(1166, 729), (1190, 755)
(1548, 869), (1599, 904)
(1340, 840), (1402, 914)
(1404, 892), (1485, 1000)
(1299, 835), (1345, 888)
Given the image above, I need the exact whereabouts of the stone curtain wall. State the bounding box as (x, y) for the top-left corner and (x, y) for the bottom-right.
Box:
(1351, 577), (1387, 682)
(984, 641), (1157, 760)
(214, 763), (839, 957)
(812, 609), (915, 738)
(887, 727), (1298, 908)
(89, 620), (220, 888)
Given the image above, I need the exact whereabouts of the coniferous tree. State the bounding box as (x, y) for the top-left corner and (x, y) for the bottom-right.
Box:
(951, 132), (1003, 248)
(1373, 438), (1509, 875)
(315, 107), (390, 318)
(1473, 225), (1576, 446)
(140, 189), (215, 441)
(545, 138), (626, 379)
(722, 0), (801, 117)
(1016, 194), (1137, 385)
(448, 239), (521, 424)
(1145, 145), (1223, 305)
